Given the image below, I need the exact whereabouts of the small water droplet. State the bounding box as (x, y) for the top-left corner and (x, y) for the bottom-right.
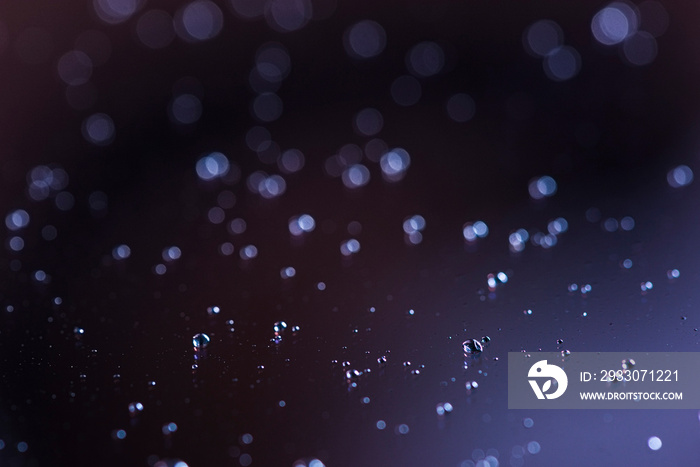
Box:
(377, 355), (387, 365)
(273, 321), (288, 335)
(466, 381), (478, 390)
(667, 269), (680, 279)
(463, 338), (484, 355)
(621, 359), (636, 370)
(436, 402), (454, 415)
(403, 361), (412, 367)
(523, 309), (533, 315)
(481, 336), (491, 344)
(192, 333), (210, 349)
(556, 339), (564, 344)
(561, 350), (571, 357)
(73, 326), (85, 338)
(128, 402), (144, 415)
(207, 306), (220, 315)
(345, 369), (362, 380)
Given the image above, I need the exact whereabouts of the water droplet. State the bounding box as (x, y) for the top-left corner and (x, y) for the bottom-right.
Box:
(73, 326), (85, 338)
(647, 436), (662, 451)
(345, 369), (363, 380)
(436, 402), (454, 415)
(562, 350), (571, 357)
(621, 359), (636, 370)
(524, 309), (533, 315)
(481, 336), (491, 344)
(206, 306), (220, 316)
(466, 381), (478, 390)
(640, 281), (653, 292)
(273, 321), (288, 335)
(463, 339), (484, 355)
(523, 417), (534, 428)
(667, 269), (680, 279)
(192, 333), (210, 349)
(377, 355), (387, 366)
(567, 283), (578, 292)
(556, 339), (564, 344)
(528, 175), (557, 200)
(340, 239), (360, 256)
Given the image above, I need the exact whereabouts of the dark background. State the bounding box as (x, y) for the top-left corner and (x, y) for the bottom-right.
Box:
(0, 0), (699, 466)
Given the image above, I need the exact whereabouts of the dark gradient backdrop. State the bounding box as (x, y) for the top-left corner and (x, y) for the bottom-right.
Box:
(0, 1), (699, 466)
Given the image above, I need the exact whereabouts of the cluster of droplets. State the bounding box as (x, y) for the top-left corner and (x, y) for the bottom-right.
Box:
(403, 215), (426, 245)
(462, 221), (489, 243)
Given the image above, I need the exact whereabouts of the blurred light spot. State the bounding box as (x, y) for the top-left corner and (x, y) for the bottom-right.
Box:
(397, 424), (409, 435)
(509, 228), (529, 252)
(340, 239), (360, 256)
(543, 46), (581, 81)
(246, 126), (271, 152)
(15, 27), (53, 65)
(137, 10), (175, 49)
(592, 2), (639, 46)
(265, 0), (312, 33)
(365, 138), (388, 163)
(278, 149), (305, 173)
(342, 164), (370, 188)
(196, 152), (230, 180)
(247, 171), (267, 193)
(528, 176), (557, 200)
(220, 242), (234, 256)
(170, 94), (202, 125)
(281, 267), (296, 279)
(289, 214), (315, 236)
(667, 165), (693, 188)
(524, 19), (563, 57)
(344, 20), (386, 59)
(82, 113), (115, 146)
(463, 221), (488, 242)
(217, 190), (236, 209)
(407, 41), (444, 77)
(668, 269), (680, 279)
(228, 218), (247, 234)
(55, 192), (75, 211)
(641, 281), (653, 292)
(403, 215), (426, 234)
(446, 93), (475, 123)
(112, 244), (131, 260)
(586, 207), (601, 223)
(239, 454), (252, 466)
(317, 282), (326, 290)
(228, 0), (265, 20)
(256, 42), (290, 83)
(162, 422), (178, 434)
(390, 75), (421, 106)
(93, 0), (141, 25)
(380, 148), (411, 181)
(647, 436), (662, 450)
(622, 258), (633, 269)
(638, 1), (668, 37)
(620, 216), (635, 231)
(17, 442), (28, 453)
(207, 207), (225, 224)
(241, 433), (253, 444)
(523, 418), (534, 428)
(57, 51), (92, 86)
(240, 244), (258, 259)
(163, 246), (182, 261)
(258, 174), (287, 198)
(6, 210), (30, 231)
(527, 441), (541, 454)
(42, 225), (57, 241)
(603, 218), (619, 232)
(547, 217), (568, 235)
(622, 32), (657, 66)
(353, 108), (383, 136)
(8, 236), (24, 252)
(175, 1), (224, 42)
(252, 93), (283, 122)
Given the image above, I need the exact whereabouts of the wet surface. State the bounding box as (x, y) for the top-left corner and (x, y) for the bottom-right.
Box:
(1, 1), (700, 466)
